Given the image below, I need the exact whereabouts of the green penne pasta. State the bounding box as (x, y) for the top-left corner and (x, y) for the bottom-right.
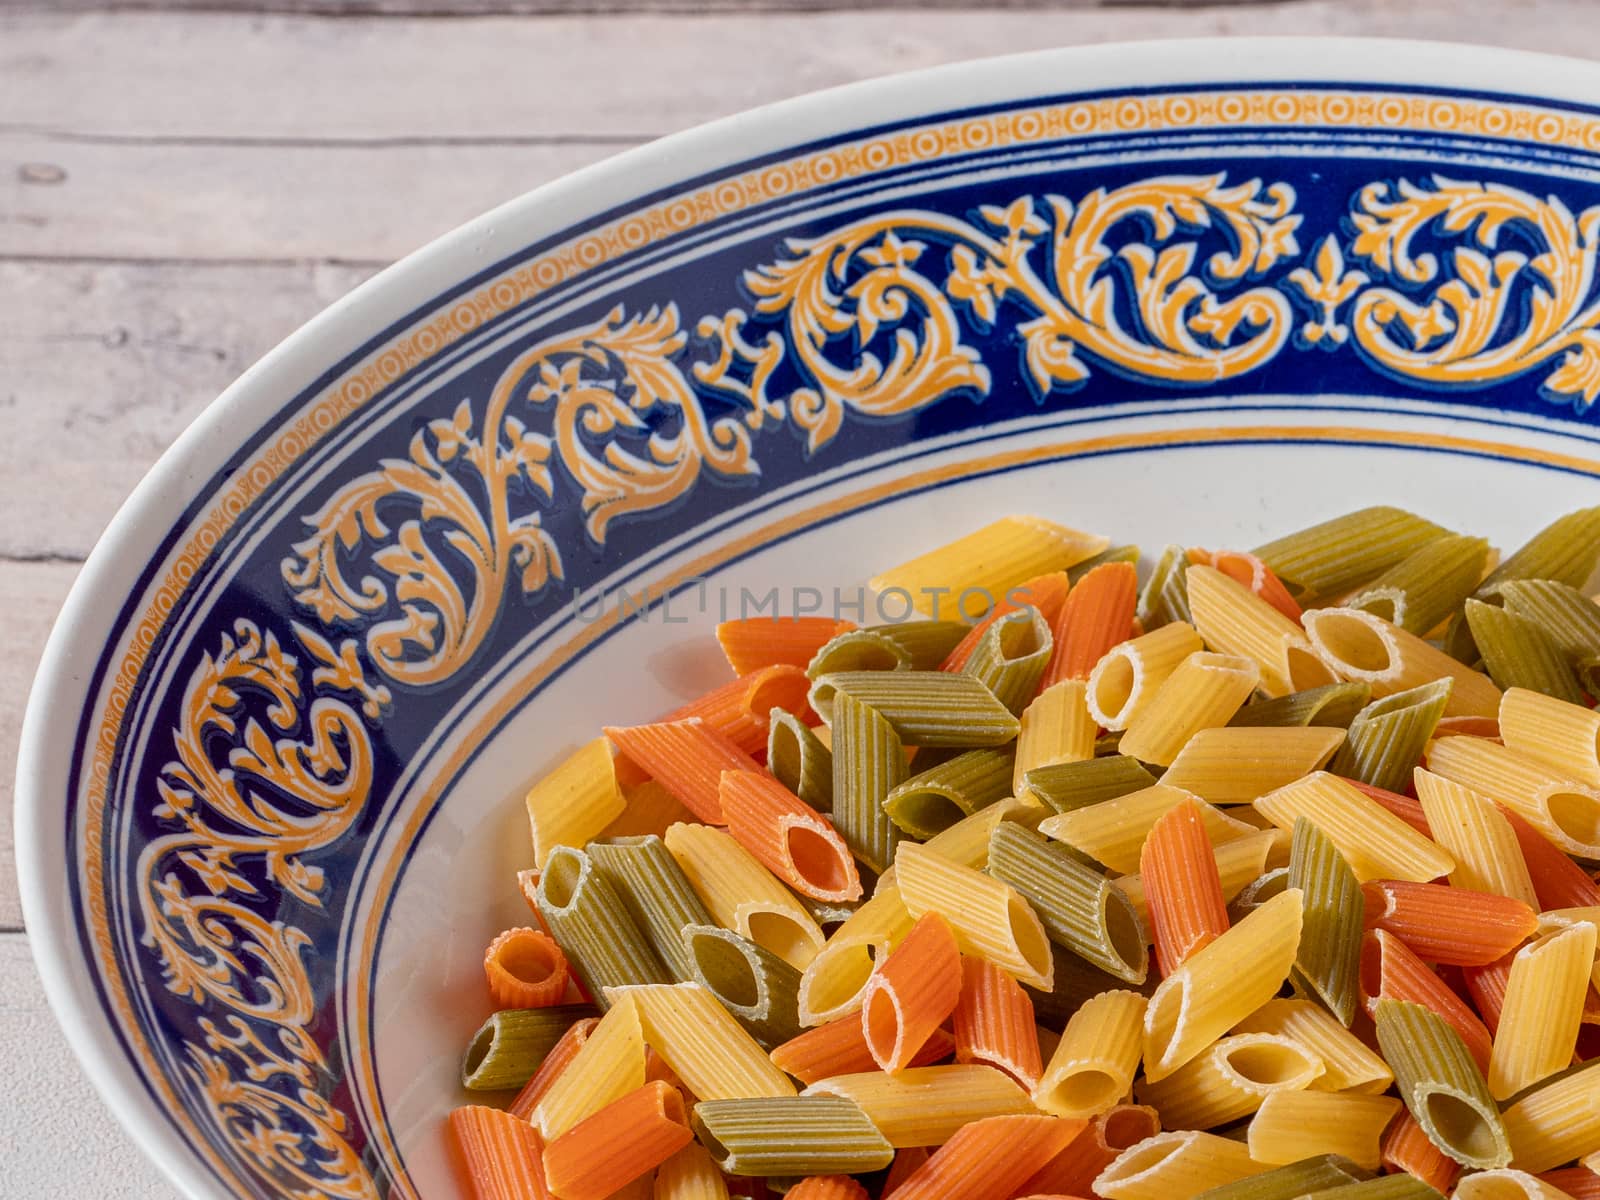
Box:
(1300, 1178), (1445, 1200)
(1192, 1154), (1372, 1200)
(1229, 682), (1372, 729)
(460, 1005), (596, 1090)
(829, 691), (907, 874)
(536, 845), (673, 1006)
(691, 1096), (894, 1176)
(987, 820), (1149, 983)
(1070, 543), (1142, 583)
(1478, 506), (1600, 599)
(800, 894), (861, 927)
(1138, 543), (1194, 629)
(1025, 947), (1158, 1025)
(767, 709), (833, 813)
(1286, 818), (1363, 1026)
(1464, 598), (1584, 703)
(811, 671), (1020, 746)
(962, 606), (1052, 714)
(1228, 867), (1290, 923)
(588, 835), (718, 984)
(881, 747), (1015, 839)
(684, 924), (803, 1049)
(1373, 999), (1511, 1170)
(1327, 679), (1451, 794)
(1345, 534), (1490, 635)
(1095, 731), (1126, 757)
(806, 629), (912, 677)
(1253, 506), (1453, 601)
(1498, 578), (1600, 660)
(1022, 755), (1159, 814)
(870, 620), (972, 669)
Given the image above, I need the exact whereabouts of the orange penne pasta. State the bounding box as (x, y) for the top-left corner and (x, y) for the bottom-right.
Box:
(1361, 929), (1493, 1072)
(601, 779), (697, 841)
(484, 928), (570, 1009)
(769, 1015), (955, 1085)
(1188, 549), (1302, 622)
(943, 572), (1072, 672)
(542, 1081), (692, 1200)
(1361, 880), (1539, 966)
(450, 1105), (553, 1200)
(662, 665), (814, 755)
(882, 1147), (932, 1195)
(1501, 806), (1600, 909)
(603, 720), (762, 823)
(863, 912), (963, 1072)
(1016, 1105), (1159, 1198)
(952, 957), (1043, 1090)
(1043, 562), (1139, 686)
(1540, 1168), (1600, 1199)
(1381, 1110), (1461, 1195)
(1436, 716), (1501, 739)
(1343, 779), (1433, 838)
(1461, 952), (1516, 1035)
(516, 869), (556, 935)
(1141, 798), (1230, 977)
(508, 1017), (601, 1121)
(716, 617), (856, 675)
(782, 1177), (872, 1200)
(718, 769), (862, 903)
(883, 1115), (1085, 1200)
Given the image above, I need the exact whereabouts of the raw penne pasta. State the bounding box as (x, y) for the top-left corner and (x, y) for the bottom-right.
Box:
(1115, 830), (1280, 928)
(1253, 772), (1455, 883)
(604, 720), (763, 824)
(1095, 1130), (1267, 1200)
(449, 1105), (550, 1200)
(877, 798), (1038, 890)
(462, 1006), (596, 1092)
(1245, 1090), (1401, 1169)
(1023, 755), (1158, 814)
(1118, 652), (1263, 765)
(942, 571), (1071, 673)
(868, 516), (1108, 622)
(532, 996), (647, 1139)
(1347, 778), (1434, 838)
(717, 618), (856, 676)
(805, 1064), (1035, 1147)
(1228, 680), (1372, 729)
(1297, 1180), (1446, 1200)
(1535, 908), (1600, 989)
(880, 1114), (1087, 1200)
(952, 956), (1043, 1088)
(882, 747), (1015, 840)
(1085, 622), (1205, 731)
(1142, 888), (1304, 1082)
(1013, 681), (1096, 793)
(1227, 868), (1290, 922)
(684, 924), (803, 1050)
(508, 1015), (601, 1121)
(1188, 548), (1302, 622)
(1500, 808), (1600, 909)
(664, 822), (825, 970)
(1014, 1104), (1160, 1197)
(1186, 565), (1335, 698)
(663, 665), (812, 757)
(690, 1096), (894, 1176)
(860, 912), (962, 1071)
(1463, 951), (1517, 1035)
(602, 777), (701, 841)
(1141, 798), (1230, 976)
(542, 1080), (693, 1200)
(1071, 543), (1142, 580)
(484, 927), (569, 1009)
(1346, 533), (1490, 635)
(1413, 769), (1540, 908)
(1489, 924), (1598, 1100)
(1302, 607), (1501, 718)
(1135, 1031), (1321, 1129)
(1045, 561), (1139, 687)
(768, 709), (834, 813)
(589, 835), (717, 984)
(1477, 507), (1600, 600)
(1253, 506), (1454, 601)
(809, 628), (917, 677)
(1382, 1110), (1461, 1196)
(653, 1142), (730, 1200)
(987, 821), (1149, 984)
(1466, 600), (1585, 703)
(961, 607), (1054, 714)
(1424, 735), (1600, 860)
(871, 621), (975, 670)
(1231, 997), (1393, 1093)
(524, 737), (627, 870)
(768, 1013), (954, 1085)
(537, 847), (673, 1005)
(1374, 998), (1511, 1170)
(1329, 679), (1452, 794)
(718, 769), (862, 903)
(1188, 1156), (1377, 1200)
(1159, 726), (1345, 804)
(613, 982), (796, 1101)
(1287, 816), (1363, 1025)
(1362, 879), (1538, 966)
(1040, 783), (1256, 876)
(1502, 1059), (1600, 1172)
(812, 671), (1020, 746)
(1539, 1168), (1600, 1200)
(783, 1177), (871, 1200)
(882, 1147), (933, 1196)
(894, 841), (1055, 990)
(1033, 989), (1146, 1119)
(829, 690), (908, 875)
(1500, 688), (1600, 788)
(1453, 1169), (1581, 1200)
(795, 884), (914, 1026)
(1500, 579), (1600, 660)
(1362, 928), (1494, 1070)
(1139, 544), (1195, 630)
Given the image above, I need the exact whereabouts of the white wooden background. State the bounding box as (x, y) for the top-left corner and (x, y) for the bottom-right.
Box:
(3, 2), (1598, 1194)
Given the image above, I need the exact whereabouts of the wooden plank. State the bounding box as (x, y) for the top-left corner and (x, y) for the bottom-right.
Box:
(0, 562), (81, 931)
(1, 134), (629, 261)
(3, 5), (1596, 143)
(0, 933), (176, 1196)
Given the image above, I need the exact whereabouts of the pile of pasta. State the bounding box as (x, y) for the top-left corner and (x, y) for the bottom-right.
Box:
(450, 507), (1600, 1200)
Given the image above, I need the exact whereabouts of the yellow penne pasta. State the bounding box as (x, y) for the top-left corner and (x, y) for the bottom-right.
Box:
(1454, 1169), (1579, 1200)
(610, 982), (797, 1101)
(533, 995), (647, 1139)
(1095, 1131), (1268, 1200)
(653, 1142), (730, 1200)
(1038, 783), (1256, 875)
(803, 1065), (1034, 1147)
(1244, 1089), (1402, 1169)
(664, 822), (826, 970)
(1500, 687), (1600, 787)
(1231, 997), (1394, 1093)
(1114, 829), (1280, 926)
(1119, 652), (1262, 766)
(1302, 606), (1502, 718)
(1503, 1059), (1600, 1172)
(795, 885), (914, 1026)
(1159, 726), (1346, 804)
(1135, 1032), (1323, 1130)
(877, 799), (1042, 893)
(1013, 680), (1096, 794)
(524, 737), (626, 869)
(1143, 888), (1304, 1082)
(1186, 564), (1338, 697)
(1426, 734), (1600, 860)
(893, 842), (1054, 990)
(1535, 908), (1600, 991)
(1253, 771), (1455, 882)
(1414, 768), (1540, 908)
(1490, 923), (1598, 1100)
(1033, 989), (1147, 1119)
(1085, 622), (1205, 730)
